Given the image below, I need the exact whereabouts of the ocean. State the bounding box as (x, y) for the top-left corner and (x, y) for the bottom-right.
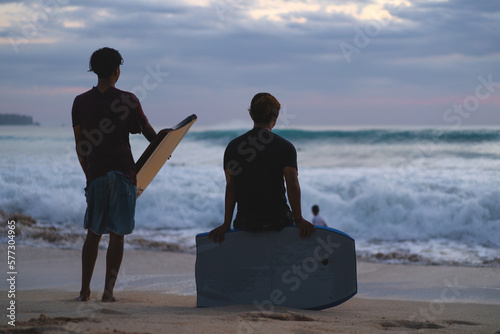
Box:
(1, 125), (499, 267)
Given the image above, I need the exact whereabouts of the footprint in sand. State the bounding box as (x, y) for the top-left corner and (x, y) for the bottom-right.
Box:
(379, 319), (481, 330)
(239, 311), (316, 322)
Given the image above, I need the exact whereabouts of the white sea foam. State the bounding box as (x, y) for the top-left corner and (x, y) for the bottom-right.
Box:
(1, 126), (499, 266)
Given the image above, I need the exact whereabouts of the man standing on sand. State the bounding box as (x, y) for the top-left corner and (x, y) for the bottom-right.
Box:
(209, 92), (315, 243)
(72, 47), (157, 302)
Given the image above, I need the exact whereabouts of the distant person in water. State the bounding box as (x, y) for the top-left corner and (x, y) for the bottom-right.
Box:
(72, 47), (157, 302)
(209, 92), (315, 243)
(311, 205), (327, 227)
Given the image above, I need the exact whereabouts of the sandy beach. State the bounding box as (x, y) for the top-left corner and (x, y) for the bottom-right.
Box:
(1, 245), (499, 334)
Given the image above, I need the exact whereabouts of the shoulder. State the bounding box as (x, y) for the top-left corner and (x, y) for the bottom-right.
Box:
(113, 88), (141, 104)
(226, 130), (253, 148)
(272, 132), (296, 154)
(274, 132), (294, 146)
(73, 88), (95, 102)
(112, 89), (145, 122)
(72, 89), (95, 118)
(115, 88), (137, 99)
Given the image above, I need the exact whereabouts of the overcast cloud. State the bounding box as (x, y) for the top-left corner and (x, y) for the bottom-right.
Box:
(0, 0), (499, 127)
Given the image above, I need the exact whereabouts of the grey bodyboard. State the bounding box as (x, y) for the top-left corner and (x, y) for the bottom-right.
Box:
(195, 226), (357, 310)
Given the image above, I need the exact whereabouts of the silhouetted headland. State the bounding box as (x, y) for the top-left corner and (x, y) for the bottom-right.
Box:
(0, 113), (40, 126)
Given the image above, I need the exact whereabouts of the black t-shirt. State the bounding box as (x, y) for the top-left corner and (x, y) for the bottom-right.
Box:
(223, 127), (297, 220)
(72, 87), (148, 185)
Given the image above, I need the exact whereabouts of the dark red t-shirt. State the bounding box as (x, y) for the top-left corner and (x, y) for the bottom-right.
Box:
(72, 86), (148, 185)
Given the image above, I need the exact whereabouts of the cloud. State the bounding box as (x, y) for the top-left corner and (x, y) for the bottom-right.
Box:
(0, 0), (499, 126)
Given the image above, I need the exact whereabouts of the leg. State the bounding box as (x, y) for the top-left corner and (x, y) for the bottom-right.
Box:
(77, 229), (101, 301)
(102, 232), (124, 302)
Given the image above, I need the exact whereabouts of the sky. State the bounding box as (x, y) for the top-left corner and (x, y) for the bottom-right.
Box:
(0, 0), (499, 128)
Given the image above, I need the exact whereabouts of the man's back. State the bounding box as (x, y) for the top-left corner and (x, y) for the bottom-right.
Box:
(223, 127), (297, 217)
(72, 86), (147, 184)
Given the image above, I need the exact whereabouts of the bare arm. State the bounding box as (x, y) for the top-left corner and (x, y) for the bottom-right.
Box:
(283, 166), (315, 238)
(209, 170), (236, 243)
(142, 121), (157, 142)
(223, 170), (236, 228)
(73, 125), (88, 177)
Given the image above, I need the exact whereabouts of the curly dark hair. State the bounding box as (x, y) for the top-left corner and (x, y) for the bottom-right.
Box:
(88, 47), (124, 79)
(248, 92), (281, 123)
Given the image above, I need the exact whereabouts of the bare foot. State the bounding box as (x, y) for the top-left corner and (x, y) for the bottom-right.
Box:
(101, 290), (119, 302)
(101, 295), (120, 302)
(75, 292), (90, 301)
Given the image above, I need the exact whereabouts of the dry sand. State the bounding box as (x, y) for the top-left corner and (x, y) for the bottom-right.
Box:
(1, 246), (499, 333)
